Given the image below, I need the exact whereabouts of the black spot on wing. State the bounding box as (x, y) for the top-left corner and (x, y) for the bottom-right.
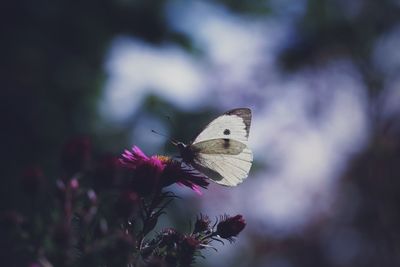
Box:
(224, 108), (252, 137)
(223, 129), (230, 135)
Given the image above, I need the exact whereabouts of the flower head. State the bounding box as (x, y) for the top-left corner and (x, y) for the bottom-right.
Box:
(120, 146), (165, 196)
(193, 214), (211, 234)
(158, 228), (183, 248)
(216, 214), (246, 240)
(119, 146), (209, 195)
(120, 146), (163, 170)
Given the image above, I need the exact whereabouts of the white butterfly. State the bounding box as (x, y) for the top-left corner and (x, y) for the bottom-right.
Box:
(176, 108), (253, 186)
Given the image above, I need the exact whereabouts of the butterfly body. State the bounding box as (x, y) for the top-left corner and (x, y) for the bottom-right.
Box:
(177, 142), (197, 163)
(177, 108), (253, 186)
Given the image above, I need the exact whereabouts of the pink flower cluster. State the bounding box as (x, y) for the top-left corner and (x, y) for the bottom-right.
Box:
(120, 146), (209, 195)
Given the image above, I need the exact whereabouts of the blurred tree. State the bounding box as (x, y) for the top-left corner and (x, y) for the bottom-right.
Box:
(0, 0), (173, 210)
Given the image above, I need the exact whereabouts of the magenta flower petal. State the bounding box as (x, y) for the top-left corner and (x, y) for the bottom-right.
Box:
(120, 146), (154, 169)
(188, 184), (202, 195)
(119, 146), (166, 195)
(132, 146), (149, 160)
(162, 160), (209, 194)
(120, 145), (209, 195)
(150, 156), (166, 171)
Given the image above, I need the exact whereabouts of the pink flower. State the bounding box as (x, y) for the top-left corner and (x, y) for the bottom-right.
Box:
(120, 146), (165, 196)
(120, 146), (162, 170)
(69, 177), (79, 191)
(119, 146), (209, 195)
(193, 214), (211, 233)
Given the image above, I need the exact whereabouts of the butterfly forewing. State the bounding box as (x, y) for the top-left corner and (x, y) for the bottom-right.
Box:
(192, 108), (251, 145)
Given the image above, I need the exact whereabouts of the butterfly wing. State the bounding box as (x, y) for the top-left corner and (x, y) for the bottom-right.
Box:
(192, 146), (253, 186)
(192, 108), (251, 145)
(189, 108), (253, 186)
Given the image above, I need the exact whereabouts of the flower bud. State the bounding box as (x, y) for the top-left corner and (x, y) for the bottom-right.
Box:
(159, 228), (182, 248)
(216, 215), (246, 239)
(69, 177), (79, 191)
(193, 214), (210, 233)
(87, 189), (97, 204)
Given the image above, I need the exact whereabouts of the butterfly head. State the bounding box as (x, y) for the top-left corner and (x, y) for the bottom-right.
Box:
(176, 142), (186, 149)
(176, 142), (188, 156)
(176, 142), (196, 163)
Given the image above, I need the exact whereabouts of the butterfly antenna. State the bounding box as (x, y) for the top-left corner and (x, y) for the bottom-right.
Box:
(151, 129), (178, 146)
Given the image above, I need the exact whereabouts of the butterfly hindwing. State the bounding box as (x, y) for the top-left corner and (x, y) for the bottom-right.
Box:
(191, 139), (246, 155)
(193, 147), (253, 186)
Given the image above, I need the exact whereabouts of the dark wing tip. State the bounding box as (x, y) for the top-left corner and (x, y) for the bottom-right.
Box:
(224, 108), (252, 117)
(224, 108), (252, 137)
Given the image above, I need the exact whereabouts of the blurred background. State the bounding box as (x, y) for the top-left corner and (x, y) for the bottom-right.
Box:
(1, 0), (400, 266)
